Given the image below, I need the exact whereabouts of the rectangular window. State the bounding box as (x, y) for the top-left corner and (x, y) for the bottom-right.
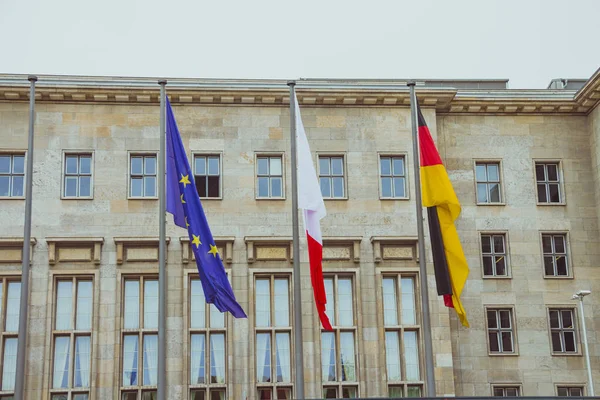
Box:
(0, 154), (25, 197)
(475, 162), (502, 203)
(318, 156), (345, 199)
(536, 162), (562, 203)
(194, 155), (221, 199)
(382, 275), (422, 396)
(486, 308), (515, 354)
(189, 278), (227, 398)
(321, 276), (357, 398)
(549, 309), (577, 354)
(63, 154), (93, 198)
(557, 386), (584, 396)
(255, 276), (292, 399)
(0, 279), (20, 395)
(481, 234), (509, 277)
(493, 386), (521, 396)
(51, 278), (93, 399)
(129, 155), (157, 198)
(121, 277), (158, 399)
(380, 156), (407, 199)
(542, 234), (569, 277)
(256, 156), (283, 199)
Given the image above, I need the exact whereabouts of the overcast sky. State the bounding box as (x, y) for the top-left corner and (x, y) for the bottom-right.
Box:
(1, 0), (598, 88)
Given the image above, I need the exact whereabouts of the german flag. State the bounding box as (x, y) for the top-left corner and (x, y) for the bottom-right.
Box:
(417, 104), (469, 327)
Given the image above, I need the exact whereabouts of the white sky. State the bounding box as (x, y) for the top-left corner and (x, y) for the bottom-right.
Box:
(1, 0), (599, 88)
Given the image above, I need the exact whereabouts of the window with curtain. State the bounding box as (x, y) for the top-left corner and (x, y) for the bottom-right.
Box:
(0, 278), (20, 396)
(189, 278), (227, 400)
(50, 278), (93, 400)
(121, 277), (158, 400)
(321, 276), (358, 398)
(255, 276), (292, 400)
(382, 275), (423, 397)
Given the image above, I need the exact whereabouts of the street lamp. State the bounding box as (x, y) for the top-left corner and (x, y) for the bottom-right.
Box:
(572, 290), (594, 396)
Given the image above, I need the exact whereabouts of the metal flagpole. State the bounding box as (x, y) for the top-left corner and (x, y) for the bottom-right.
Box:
(14, 75), (38, 400)
(158, 80), (167, 400)
(407, 81), (436, 396)
(576, 295), (595, 396)
(288, 81), (305, 399)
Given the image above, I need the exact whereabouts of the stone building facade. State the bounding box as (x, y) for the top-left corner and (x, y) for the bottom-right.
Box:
(0, 71), (599, 399)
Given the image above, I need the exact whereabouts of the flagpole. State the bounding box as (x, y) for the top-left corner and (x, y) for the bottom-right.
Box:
(288, 81), (305, 400)
(408, 81), (436, 396)
(158, 79), (167, 400)
(14, 75), (37, 400)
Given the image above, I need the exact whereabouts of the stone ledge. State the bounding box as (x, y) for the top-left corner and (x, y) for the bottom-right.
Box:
(370, 236), (418, 263)
(0, 237), (37, 264)
(46, 237), (104, 265)
(113, 237), (170, 264)
(180, 236), (234, 264)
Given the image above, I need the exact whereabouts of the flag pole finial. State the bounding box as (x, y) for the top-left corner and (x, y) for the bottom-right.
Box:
(158, 79), (167, 85)
(407, 80), (416, 87)
(28, 75), (38, 82)
(287, 80), (296, 87)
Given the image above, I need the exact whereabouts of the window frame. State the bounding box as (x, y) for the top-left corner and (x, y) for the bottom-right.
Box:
(320, 274), (359, 398)
(547, 307), (580, 356)
(127, 152), (158, 200)
(317, 153), (348, 200)
(0, 151), (26, 200)
(491, 384), (522, 397)
(0, 276), (20, 397)
(254, 153), (286, 200)
(49, 276), (94, 400)
(119, 275), (159, 399)
(192, 152), (223, 200)
(378, 153), (409, 200)
(484, 306), (518, 356)
(479, 231), (511, 279)
(61, 151), (94, 200)
(540, 232), (572, 279)
(253, 274), (294, 399)
(473, 159), (505, 205)
(556, 385), (585, 396)
(533, 159), (565, 206)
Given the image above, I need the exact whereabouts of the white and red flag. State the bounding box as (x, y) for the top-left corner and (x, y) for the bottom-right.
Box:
(294, 94), (333, 331)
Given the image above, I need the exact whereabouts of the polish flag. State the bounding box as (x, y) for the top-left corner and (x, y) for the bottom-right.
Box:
(294, 94), (333, 331)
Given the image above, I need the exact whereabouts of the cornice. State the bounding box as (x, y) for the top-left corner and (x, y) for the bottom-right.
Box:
(0, 72), (599, 115)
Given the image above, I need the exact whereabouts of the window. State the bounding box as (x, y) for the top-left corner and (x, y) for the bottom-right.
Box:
(321, 276), (357, 398)
(486, 308), (515, 354)
(475, 162), (502, 204)
(542, 234), (569, 277)
(481, 234), (509, 277)
(63, 154), (93, 198)
(129, 155), (157, 198)
(549, 309), (577, 354)
(535, 162), (562, 203)
(0, 278), (20, 396)
(0, 154), (25, 198)
(189, 278), (226, 400)
(194, 155), (221, 199)
(493, 386), (521, 396)
(557, 386), (584, 396)
(50, 278), (93, 400)
(380, 156), (407, 199)
(121, 277), (158, 399)
(256, 156), (283, 199)
(255, 276), (292, 399)
(319, 156), (345, 199)
(382, 275), (422, 397)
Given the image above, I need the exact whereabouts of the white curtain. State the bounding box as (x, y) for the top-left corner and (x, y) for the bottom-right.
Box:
(337, 279), (353, 327)
(76, 281), (93, 330)
(273, 279), (289, 327)
(190, 279), (206, 329)
(385, 331), (401, 381)
(144, 334), (158, 385)
(74, 336), (91, 388)
(122, 335), (138, 386)
(56, 281), (73, 330)
(275, 333), (291, 383)
(321, 332), (336, 382)
(382, 278), (398, 326)
(5, 282), (21, 332)
(53, 336), (70, 388)
(404, 331), (420, 381)
(1, 338), (17, 391)
(124, 281), (139, 330)
(401, 278), (416, 325)
(190, 334), (205, 384)
(144, 281), (158, 329)
(210, 305), (224, 329)
(256, 333), (271, 382)
(324, 279), (334, 325)
(255, 280), (271, 328)
(340, 332), (356, 382)
(210, 334), (225, 383)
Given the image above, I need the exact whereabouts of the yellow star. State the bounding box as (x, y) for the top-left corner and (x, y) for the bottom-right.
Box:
(191, 234), (201, 248)
(208, 244), (219, 257)
(185, 217), (190, 228)
(179, 174), (191, 188)
(180, 193), (186, 204)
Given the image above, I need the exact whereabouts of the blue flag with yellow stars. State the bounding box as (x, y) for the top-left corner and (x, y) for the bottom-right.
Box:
(165, 98), (246, 318)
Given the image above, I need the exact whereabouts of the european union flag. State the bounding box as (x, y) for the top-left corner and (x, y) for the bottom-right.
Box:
(165, 98), (247, 318)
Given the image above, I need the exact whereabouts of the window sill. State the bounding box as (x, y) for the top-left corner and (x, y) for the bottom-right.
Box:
(61, 196), (94, 200)
(550, 352), (582, 357)
(255, 197), (286, 201)
(127, 196), (158, 200)
(0, 196), (25, 200)
(488, 352), (519, 357)
(543, 275), (574, 280)
(536, 202), (566, 206)
(200, 197), (223, 201)
(323, 197), (349, 201)
(476, 202), (506, 206)
(380, 197), (410, 201)
(482, 275), (513, 280)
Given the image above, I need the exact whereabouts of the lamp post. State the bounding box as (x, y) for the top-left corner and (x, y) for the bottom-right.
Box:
(572, 290), (594, 396)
